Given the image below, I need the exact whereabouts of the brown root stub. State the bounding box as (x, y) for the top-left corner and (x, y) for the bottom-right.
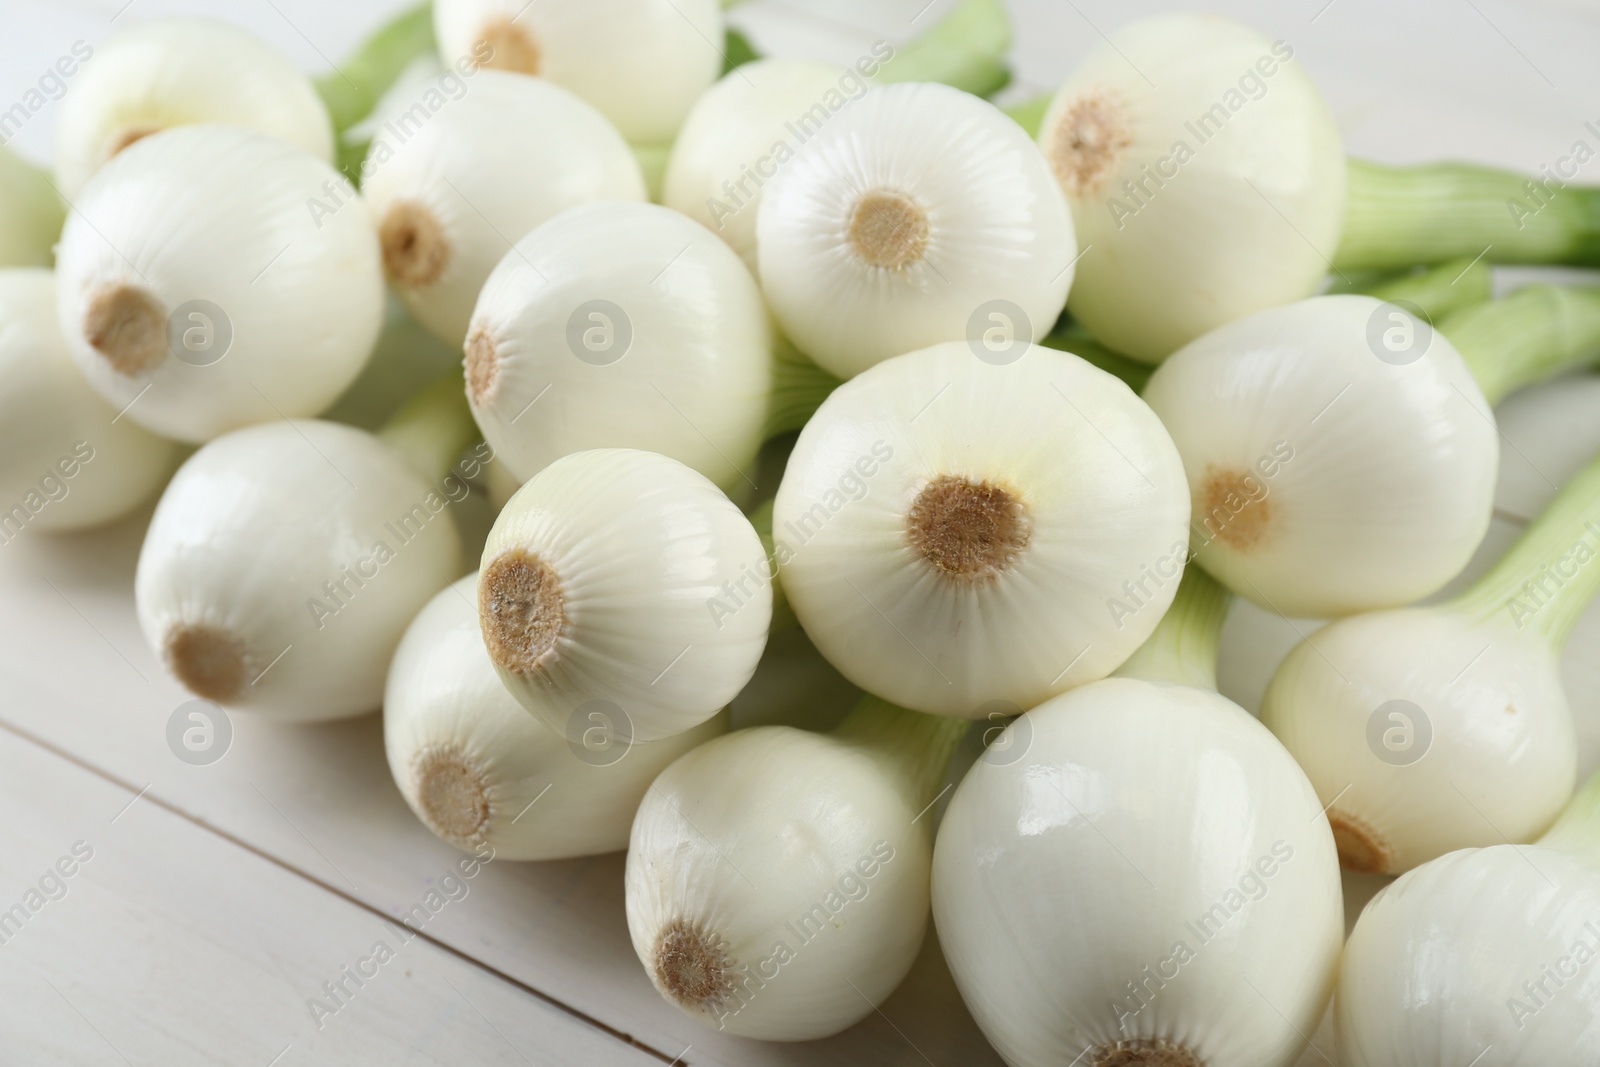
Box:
(476, 16), (541, 75)
(654, 919), (733, 1009)
(848, 190), (930, 270)
(165, 624), (247, 703)
(108, 123), (162, 159)
(85, 283), (168, 376)
(1093, 1038), (1205, 1067)
(414, 745), (492, 845)
(907, 475), (1032, 581)
(480, 549), (567, 674)
(464, 326), (500, 406)
(1329, 809), (1396, 874)
(380, 201), (451, 288)
(1047, 85), (1135, 198)
(1198, 467), (1273, 551)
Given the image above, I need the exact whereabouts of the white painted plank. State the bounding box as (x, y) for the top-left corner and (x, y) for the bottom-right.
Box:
(0, 723), (658, 1067)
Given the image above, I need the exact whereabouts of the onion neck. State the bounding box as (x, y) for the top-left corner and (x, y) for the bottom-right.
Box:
(1040, 321), (1153, 391)
(1449, 450), (1600, 648)
(1539, 768), (1600, 862)
(1442, 285), (1600, 405)
(1003, 93), (1051, 139)
(765, 335), (840, 439)
(745, 499), (795, 631)
(377, 368), (480, 484)
(831, 696), (970, 812)
(315, 2), (436, 136)
(1338, 158), (1600, 271)
(1356, 256), (1493, 323)
(1112, 565), (1231, 691)
(872, 0), (1011, 96)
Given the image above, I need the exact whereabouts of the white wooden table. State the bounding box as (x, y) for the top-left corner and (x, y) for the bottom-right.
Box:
(4, 0), (1600, 1063)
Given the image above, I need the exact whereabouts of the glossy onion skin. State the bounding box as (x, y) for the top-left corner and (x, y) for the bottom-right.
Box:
(1262, 607), (1574, 874)
(933, 679), (1343, 1067)
(774, 341), (1189, 716)
(1042, 13), (1345, 362)
(55, 125), (384, 444)
(385, 575), (726, 860)
(363, 70), (646, 346)
(481, 448), (770, 743)
(0, 269), (176, 531)
(758, 81), (1076, 380)
(1143, 295), (1498, 619)
(626, 725), (931, 1040)
(1338, 844), (1600, 1065)
(137, 420), (461, 721)
(466, 202), (772, 498)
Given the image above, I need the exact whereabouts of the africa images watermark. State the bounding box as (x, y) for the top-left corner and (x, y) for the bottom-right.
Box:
(0, 841), (95, 948)
(703, 41), (896, 231)
(0, 41), (93, 146)
(0, 441), (98, 547)
(1506, 916), (1600, 1030)
(1506, 121), (1600, 231)
(1503, 520), (1600, 631)
(1104, 39), (1296, 230)
(709, 840), (898, 1030)
(306, 840), (496, 1029)
(1109, 839), (1296, 1031)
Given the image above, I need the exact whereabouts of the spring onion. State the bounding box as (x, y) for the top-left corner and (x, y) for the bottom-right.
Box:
(1036, 12), (1345, 363)
(136, 373), (476, 721)
(1261, 450), (1600, 875)
(1143, 287), (1600, 618)
(625, 694), (967, 1038)
(477, 448), (770, 743)
(54, 125), (385, 444)
(774, 340), (1189, 716)
(385, 574), (728, 859)
(933, 567), (1343, 1067)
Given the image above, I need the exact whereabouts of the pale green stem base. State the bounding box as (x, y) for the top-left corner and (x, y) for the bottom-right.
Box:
(376, 368), (480, 485)
(1540, 768), (1600, 861)
(631, 142), (671, 203)
(1450, 451), (1600, 647)
(1041, 321), (1153, 394)
(1338, 158), (1600, 271)
(1357, 257), (1493, 323)
(1002, 92), (1051, 138)
(0, 145), (64, 268)
(873, 0), (1011, 96)
(1113, 565), (1232, 691)
(833, 696), (972, 811)
(1442, 285), (1600, 405)
(765, 336), (842, 439)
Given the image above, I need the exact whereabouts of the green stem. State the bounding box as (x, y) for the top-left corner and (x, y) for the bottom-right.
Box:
(873, 0), (1011, 96)
(1441, 286), (1600, 405)
(1337, 158), (1600, 271)
(746, 499), (795, 631)
(1539, 768), (1600, 860)
(1113, 565), (1232, 691)
(376, 368), (480, 484)
(1449, 450), (1600, 648)
(316, 3), (437, 137)
(0, 145), (65, 268)
(1002, 92), (1052, 139)
(1040, 321), (1152, 394)
(832, 695), (971, 811)
(1358, 257), (1493, 324)
(632, 142), (672, 202)
(765, 334), (842, 439)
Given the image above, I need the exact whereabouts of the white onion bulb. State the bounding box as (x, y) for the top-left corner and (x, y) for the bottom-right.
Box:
(1038, 12), (1345, 362)
(0, 146), (64, 268)
(0, 269), (176, 534)
(464, 201), (772, 496)
(774, 340), (1189, 716)
(137, 412), (467, 722)
(54, 125), (384, 444)
(758, 81), (1075, 380)
(1142, 295), (1497, 618)
(53, 17), (334, 199)
(385, 574), (727, 859)
(362, 69), (646, 347)
(934, 678), (1343, 1067)
(477, 448), (769, 743)
(431, 0), (722, 145)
